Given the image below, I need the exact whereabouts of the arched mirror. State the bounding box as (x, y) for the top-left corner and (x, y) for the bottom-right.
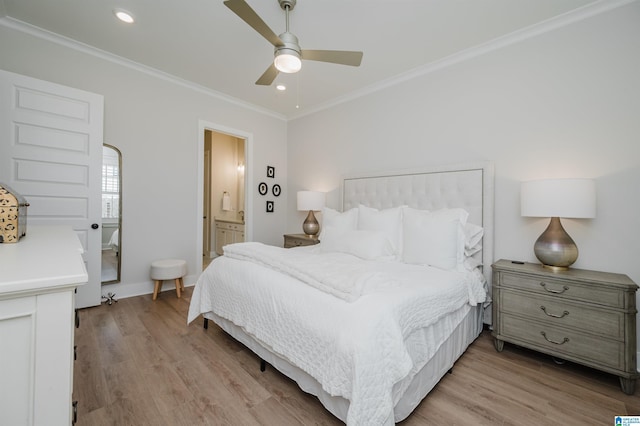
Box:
(101, 144), (122, 284)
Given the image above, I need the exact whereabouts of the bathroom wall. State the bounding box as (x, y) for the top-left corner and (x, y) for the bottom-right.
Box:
(209, 130), (244, 252)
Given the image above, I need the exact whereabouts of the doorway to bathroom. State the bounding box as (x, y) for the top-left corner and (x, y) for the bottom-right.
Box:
(202, 129), (248, 270)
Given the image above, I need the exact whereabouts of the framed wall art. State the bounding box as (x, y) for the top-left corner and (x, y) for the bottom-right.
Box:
(266, 200), (274, 213)
(272, 184), (281, 197)
(266, 166), (275, 179)
(258, 182), (268, 196)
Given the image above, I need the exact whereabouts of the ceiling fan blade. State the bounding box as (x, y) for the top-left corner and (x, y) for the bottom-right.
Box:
(224, 0), (283, 47)
(255, 63), (279, 85)
(301, 50), (363, 67)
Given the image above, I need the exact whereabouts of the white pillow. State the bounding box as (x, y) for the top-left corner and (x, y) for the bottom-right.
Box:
(464, 222), (484, 249)
(402, 207), (468, 270)
(319, 207), (358, 240)
(464, 222), (484, 257)
(320, 227), (395, 260)
(357, 205), (404, 256)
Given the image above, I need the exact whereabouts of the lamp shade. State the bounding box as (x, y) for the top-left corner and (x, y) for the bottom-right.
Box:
(521, 178), (596, 219)
(297, 191), (325, 211)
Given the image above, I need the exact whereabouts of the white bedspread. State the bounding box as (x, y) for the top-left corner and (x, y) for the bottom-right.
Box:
(188, 245), (486, 425)
(223, 242), (403, 302)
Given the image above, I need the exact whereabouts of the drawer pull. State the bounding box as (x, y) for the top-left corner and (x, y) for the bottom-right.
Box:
(540, 331), (569, 345)
(540, 306), (569, 318)
(539, 282), (569, 294)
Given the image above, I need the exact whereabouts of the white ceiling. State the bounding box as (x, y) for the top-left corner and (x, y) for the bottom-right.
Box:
(1, 0), (603, 119)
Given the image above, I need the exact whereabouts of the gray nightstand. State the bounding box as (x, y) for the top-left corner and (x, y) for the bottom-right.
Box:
(283, 233), (319, 248)
(491, 259), (638, 394)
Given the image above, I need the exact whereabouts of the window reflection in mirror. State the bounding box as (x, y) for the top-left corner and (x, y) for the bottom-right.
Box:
(101, 144), (122, 284)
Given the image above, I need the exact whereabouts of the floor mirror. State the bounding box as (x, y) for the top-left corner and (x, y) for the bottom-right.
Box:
(101, 144), (122, 284)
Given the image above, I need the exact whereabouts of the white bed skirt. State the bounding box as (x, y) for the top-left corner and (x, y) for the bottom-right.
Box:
(204, 304), (482, 423)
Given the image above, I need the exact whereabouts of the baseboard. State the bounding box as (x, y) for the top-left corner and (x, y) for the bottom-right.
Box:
(100, 273), (197, 301)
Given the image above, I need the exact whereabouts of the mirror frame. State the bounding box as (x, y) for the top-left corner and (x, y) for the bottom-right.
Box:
(102, 143), (122, 284)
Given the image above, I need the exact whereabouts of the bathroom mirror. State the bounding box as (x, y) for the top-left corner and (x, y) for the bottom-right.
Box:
(101, 144), (122, 284)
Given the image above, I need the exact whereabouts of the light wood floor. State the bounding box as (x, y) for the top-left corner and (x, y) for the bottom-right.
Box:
(73, 287), (639, 425)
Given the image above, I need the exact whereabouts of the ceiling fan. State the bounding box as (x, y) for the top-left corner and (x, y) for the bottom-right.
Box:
(223, 0), (363, 86)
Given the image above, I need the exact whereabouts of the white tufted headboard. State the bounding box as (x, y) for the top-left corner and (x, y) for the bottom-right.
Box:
(342, 162), (494, 286)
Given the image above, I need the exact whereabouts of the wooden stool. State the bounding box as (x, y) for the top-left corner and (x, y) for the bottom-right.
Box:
(150, 259), (187, 300)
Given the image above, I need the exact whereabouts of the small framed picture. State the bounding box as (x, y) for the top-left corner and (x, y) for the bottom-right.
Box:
(266, 200), (274, 213)
(266, 166), (275, 179)
(258, 182), (268, 196)
(272, 184), (281, 197)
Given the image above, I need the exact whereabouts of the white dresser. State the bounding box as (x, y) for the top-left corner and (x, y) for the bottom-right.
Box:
(0, 226), (87, 425)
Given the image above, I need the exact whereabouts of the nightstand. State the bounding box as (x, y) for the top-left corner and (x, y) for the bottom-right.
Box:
(283, 233), (319, 248)
(491, 259), (638, 394)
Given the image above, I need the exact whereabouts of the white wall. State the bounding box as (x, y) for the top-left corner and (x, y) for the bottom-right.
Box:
(0, 22), (288, 298)
(287, 3), (640, 341)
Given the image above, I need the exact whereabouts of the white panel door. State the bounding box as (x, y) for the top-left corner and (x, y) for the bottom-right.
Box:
(0, 70), (104, 308)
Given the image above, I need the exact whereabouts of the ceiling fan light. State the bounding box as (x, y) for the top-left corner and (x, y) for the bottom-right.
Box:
(274, 50), (302, 73)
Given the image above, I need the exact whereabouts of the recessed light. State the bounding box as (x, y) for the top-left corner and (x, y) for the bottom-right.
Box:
(114, 9), (135, 24)
(276, 84), (286, 91)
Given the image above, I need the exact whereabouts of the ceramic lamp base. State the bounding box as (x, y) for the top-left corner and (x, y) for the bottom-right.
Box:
(534, 217), (578, 270)
(302, 210), (319, 236)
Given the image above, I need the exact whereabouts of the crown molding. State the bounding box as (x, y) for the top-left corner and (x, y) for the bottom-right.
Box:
(0, 16), (287, 122)
(289, 0), (637, 121)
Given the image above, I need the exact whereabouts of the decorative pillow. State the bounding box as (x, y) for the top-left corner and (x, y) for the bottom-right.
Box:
(402, 207), (469, 271)
(320, 227), (395, 260)
(357, 205), (404, 256)
(319, 207), (358, 240)
(464, 222), (484, 257)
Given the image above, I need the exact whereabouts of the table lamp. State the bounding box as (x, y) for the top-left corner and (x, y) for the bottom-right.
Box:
(297, 191), (325, 236)
(521, 178), (596, 271)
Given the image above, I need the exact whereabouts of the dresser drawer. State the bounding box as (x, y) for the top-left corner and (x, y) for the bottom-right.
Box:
(499, 272), (623, 308)
(500, 314), (624, 370)
(499, 290), (623, 339)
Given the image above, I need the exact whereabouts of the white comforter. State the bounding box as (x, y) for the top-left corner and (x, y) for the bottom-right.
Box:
(224, 242), (410, 302)
(188, 244), (486, 425)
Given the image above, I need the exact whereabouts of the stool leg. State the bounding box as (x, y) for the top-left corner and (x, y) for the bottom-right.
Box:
(153, 280), (161, 300)
(179, 277), (185, 291)
(175, 278), (182, 298)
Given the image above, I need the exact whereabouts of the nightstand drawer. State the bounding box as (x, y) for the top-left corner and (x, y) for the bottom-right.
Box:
(285, 240), (305, 248)
(500, 290), (623, 339)
(283, 234), (319, 248)
(501, 314), (624, 370)
(499, 272), (623, 308)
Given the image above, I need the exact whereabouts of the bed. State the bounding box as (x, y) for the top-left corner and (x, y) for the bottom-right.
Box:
(108, 228), (119, 254)
(188, 162), (494, 425)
